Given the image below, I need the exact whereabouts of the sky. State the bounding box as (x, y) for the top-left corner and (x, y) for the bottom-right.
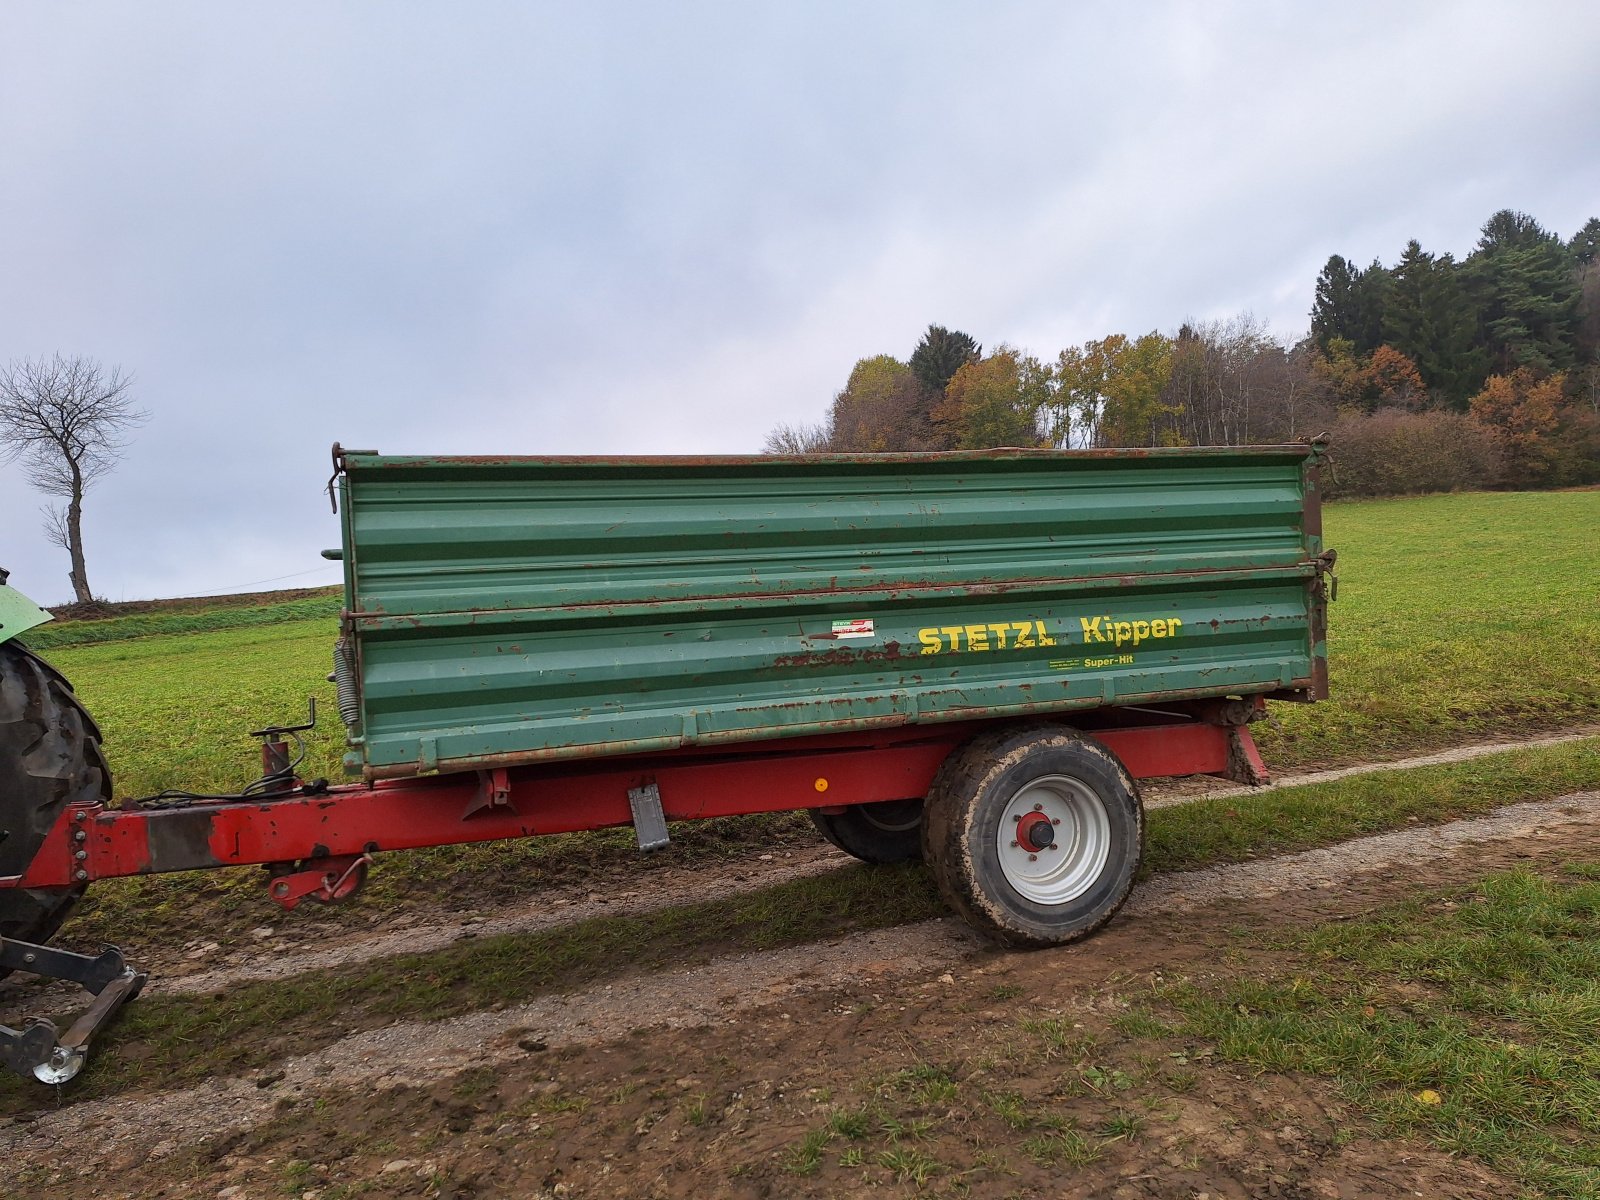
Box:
(1, 2), (1596, 605)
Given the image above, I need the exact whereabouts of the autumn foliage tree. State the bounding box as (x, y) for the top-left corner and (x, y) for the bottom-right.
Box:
(1362, 345), (1428, 409)
(827, 355), (929, 451)
(1468, 368), (1565, 487)
(1308, 341), (1427, 411)
(934, 347), (1047, 449)
(1054, 333), (1176, 447)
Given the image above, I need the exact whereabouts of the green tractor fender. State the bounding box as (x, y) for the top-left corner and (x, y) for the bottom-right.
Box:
(0, 570), (54, 646)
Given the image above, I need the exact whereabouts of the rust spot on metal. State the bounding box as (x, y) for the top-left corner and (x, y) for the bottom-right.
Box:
(145, 810), (222, 873)
(772, 644), (908, 669)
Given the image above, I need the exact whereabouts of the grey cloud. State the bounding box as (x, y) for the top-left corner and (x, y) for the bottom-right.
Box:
(0, 1), (1596, 601)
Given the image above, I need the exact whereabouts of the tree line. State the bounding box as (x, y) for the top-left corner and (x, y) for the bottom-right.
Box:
(765, 208), (1600, 496)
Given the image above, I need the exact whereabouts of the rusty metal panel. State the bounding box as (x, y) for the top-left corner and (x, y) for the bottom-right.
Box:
(335, 446), (1329, 778)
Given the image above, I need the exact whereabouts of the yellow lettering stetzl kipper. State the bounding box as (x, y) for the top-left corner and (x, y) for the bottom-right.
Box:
(1078, 615), (1182, 649)
(915, 615), (1183, 655)
(917, 620), (1056, 655)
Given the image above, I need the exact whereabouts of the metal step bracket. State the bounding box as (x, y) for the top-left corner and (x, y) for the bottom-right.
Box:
(627, 781), (671, 851)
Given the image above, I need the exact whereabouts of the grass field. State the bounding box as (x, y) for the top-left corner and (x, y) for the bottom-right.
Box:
(27, 489), (1598, 801)
(23, 593), (341, 652)
(1259, 488), (1598, 763)
(1145, 865), (1600, 1194)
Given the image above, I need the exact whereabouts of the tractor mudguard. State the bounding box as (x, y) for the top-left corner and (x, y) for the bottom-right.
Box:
(0, 573), (53, 647)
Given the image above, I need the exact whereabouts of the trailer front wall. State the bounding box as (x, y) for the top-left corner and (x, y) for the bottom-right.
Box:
(336, 448), (1326, 778)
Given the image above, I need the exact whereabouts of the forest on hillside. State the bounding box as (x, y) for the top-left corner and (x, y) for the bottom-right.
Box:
(764, 209), (1600, 496)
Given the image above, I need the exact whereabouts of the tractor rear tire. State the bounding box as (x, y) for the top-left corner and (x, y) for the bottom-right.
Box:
(0, 641), (109, 964)
(809, 799), (924, 864)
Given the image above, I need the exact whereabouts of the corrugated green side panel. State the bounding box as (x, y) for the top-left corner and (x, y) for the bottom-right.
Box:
(338, 448), (1324, 778)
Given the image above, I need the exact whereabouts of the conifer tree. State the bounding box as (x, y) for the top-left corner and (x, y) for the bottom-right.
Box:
(907, 325), (981, 449)
(1467, 210), (1581, 373)
(1382, 241), (1486, 407)
(909, 325), (981, 397)
(1311, 255), (1361, 351)
(1569, 217), (1600, 267)
(1312, 255), (1387, 354)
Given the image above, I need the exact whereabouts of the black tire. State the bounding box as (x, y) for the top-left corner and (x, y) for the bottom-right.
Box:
(0, 641), (109, 959)
(809, 799), (924, 864)
(922, 722), (1142, 948)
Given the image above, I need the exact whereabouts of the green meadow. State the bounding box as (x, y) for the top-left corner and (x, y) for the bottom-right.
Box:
(1260, 489), (1598, 764)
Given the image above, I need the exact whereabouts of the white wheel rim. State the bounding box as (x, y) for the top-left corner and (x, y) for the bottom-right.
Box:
(995, 774), (1111, 905)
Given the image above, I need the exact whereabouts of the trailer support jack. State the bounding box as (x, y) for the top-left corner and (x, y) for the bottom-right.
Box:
(0, 937), (145, 1084)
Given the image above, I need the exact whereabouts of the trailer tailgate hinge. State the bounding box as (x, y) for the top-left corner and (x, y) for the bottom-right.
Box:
(628, 782), (671, 852)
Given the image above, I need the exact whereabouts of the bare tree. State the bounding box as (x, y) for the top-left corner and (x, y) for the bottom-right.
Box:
(0, 354), (147, 602)
(762, 419), (833, 455)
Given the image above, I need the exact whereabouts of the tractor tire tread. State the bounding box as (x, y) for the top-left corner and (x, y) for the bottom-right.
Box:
(0, 641), (108, 955)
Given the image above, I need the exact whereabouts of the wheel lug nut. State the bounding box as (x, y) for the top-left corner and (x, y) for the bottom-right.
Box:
(1009, 840), (1019, 848)
(1012, 814), (1021, 822)
(1049, 843), (1058, 851)
(1051, 818), (1060, 825)
(1028, 854), (1037, 862)
(1032, 804), (1042, 811)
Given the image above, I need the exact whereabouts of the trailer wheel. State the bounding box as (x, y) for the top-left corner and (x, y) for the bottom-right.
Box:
(809, 799), (924, 863)
(922, 723), (1141, 948)
(0, 642), (108, 964)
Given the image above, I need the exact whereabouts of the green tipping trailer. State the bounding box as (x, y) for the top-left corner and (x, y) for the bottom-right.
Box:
(330, 444), (1331, 781)
(1, 444), (1334, 1083)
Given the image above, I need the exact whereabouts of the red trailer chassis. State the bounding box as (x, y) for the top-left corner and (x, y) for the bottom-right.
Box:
(1, 699), (1266, 1082)
(7, 700), (1267, 903)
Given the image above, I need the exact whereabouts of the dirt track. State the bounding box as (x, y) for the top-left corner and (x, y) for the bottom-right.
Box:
(70, 725), (1600, 999)
(6, 787), (1597, 1197)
